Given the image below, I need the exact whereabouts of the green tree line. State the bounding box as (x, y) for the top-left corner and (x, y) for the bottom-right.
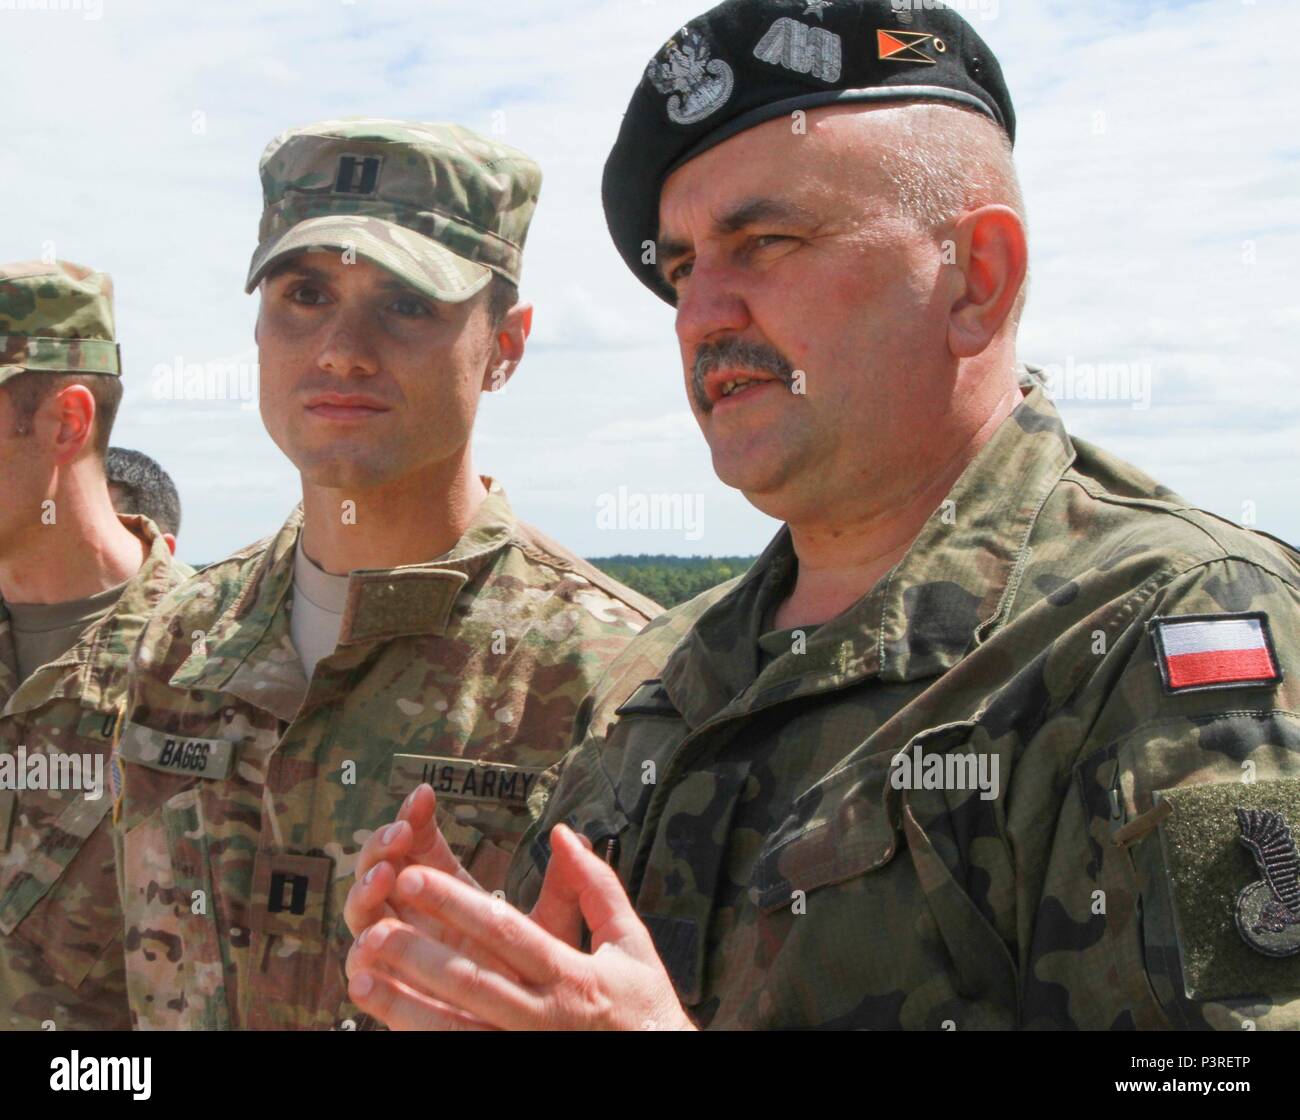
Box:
(588, 555), (757, 609)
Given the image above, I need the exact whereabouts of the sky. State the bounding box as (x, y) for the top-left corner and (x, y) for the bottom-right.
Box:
(2, 0), (1297, 564)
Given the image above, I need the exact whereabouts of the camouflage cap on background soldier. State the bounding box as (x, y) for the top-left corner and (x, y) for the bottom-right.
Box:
(0, 260), (122, 385)
(245, 119), (541, 302)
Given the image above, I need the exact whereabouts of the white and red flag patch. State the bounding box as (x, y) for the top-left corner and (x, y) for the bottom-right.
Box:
(1149, 612), (1283, 694)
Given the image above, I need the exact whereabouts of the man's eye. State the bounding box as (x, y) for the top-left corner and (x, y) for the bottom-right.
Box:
(755, 234), (791, 248)
(669, 260), (694, 284)
(390, 296), (431, 317)
(288, 284), (327, 305)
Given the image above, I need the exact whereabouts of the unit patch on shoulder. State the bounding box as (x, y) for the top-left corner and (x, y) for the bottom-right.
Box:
(1148, 612), (1282, 695)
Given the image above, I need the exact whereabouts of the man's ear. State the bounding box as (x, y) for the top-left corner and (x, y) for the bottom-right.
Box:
(49, 383), (96, 466)
(945, 205), (1028, 360)
(163, 533), (177, 555)
(481, 301), (533, 395)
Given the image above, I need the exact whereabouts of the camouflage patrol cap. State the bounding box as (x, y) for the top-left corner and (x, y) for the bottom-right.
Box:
(245, 119), (542, 303)
(0, 260), (120, 387)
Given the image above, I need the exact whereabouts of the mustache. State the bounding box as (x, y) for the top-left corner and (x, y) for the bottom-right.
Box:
(691, 338), (796, 412)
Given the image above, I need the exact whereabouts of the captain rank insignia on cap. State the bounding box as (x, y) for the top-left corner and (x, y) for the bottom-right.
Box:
(333, 153), (384, 195)
(1235, 808), (1300, 958)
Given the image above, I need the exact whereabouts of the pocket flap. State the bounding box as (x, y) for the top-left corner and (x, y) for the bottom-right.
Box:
(750, 751), (899, 912)
(0, 790), (114, 935)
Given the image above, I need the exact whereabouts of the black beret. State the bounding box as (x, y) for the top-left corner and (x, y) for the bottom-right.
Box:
(603, 0), (1016, 305)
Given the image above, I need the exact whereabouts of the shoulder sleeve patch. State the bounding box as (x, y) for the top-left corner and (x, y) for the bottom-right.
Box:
(1154, 779), (1300, 1001)
(1148, 611), (1283, 695)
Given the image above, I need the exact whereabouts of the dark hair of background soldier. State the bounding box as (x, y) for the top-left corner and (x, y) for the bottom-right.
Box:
(485, 273), (518, 328)
(106, 446), (182, 537)
(4, 370), (122, 457)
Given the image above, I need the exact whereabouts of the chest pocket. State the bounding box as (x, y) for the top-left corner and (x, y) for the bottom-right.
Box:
(748, 720), (1019, 1028)
(749, 749), (900, 912)
(387, 754), (550, 894)
(0, 709), (119, 989)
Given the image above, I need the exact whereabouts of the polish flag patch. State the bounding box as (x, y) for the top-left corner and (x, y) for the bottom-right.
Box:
(1149, 612), (1283, 694)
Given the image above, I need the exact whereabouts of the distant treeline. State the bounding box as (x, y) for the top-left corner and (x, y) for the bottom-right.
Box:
(183, 555), (759, 610)
(589, 554), (757, 609)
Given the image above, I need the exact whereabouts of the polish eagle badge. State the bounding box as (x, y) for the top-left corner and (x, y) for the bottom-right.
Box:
(645, 27), (735, 126)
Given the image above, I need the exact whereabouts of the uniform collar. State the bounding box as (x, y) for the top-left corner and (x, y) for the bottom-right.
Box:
(0, 515), (184, 719)
(661, 385), (1077, 727)
(169, 478), (518, 720)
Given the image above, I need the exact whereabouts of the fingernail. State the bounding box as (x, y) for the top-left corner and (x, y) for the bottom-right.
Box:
(402, 788), (417, 813)
(382, 823), (402, 845)
(365, 924), (389, 950)
(396, 873), (421, 899)
(363, 864), (381, 885)
(352, 972), (373, 998)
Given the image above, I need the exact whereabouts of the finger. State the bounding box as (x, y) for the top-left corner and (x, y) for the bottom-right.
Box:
(344, 859), (399, 939)
(343, 855), (471, 950)
(403, 784), (481, 886)
(348, 968), (495, 1032)
(355, 816), (414, 887)
(394, 865), (581, 988)
(355, 917), (547, 1031)
(551, 824), (659, 959)
(528, 826), (593, 948)
(357, 908), (525, 984)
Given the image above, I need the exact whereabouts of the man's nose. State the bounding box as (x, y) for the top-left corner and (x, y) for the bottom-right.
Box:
(317, 304), (381, 378)
(675, 258), (752, 354)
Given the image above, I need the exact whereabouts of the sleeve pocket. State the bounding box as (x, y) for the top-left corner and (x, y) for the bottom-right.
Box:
(0, 790), (116, 989)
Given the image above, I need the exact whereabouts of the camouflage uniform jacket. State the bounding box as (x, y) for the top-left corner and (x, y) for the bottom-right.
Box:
(115, 480), (658, 1029)
(510, 385), (1300, 1030)
(1, 516), (191, 1030)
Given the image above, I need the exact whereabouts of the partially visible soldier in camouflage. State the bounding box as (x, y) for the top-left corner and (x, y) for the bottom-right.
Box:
(107, 447), (182, 555)
(0, 261), (192, 1030)
(114, 120), (659, 1030)
(344, 0), (1300, 1030)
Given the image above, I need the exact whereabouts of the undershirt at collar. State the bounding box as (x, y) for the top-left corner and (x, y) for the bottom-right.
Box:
(5, 581), (128, 683)
(290, 538), (350, 679)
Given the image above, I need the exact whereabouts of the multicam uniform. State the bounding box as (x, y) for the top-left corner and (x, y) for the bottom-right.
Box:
(0, 518), (191, 1030)
(114, 482), (657, 1029)
(510, 383), (1300, 1029)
